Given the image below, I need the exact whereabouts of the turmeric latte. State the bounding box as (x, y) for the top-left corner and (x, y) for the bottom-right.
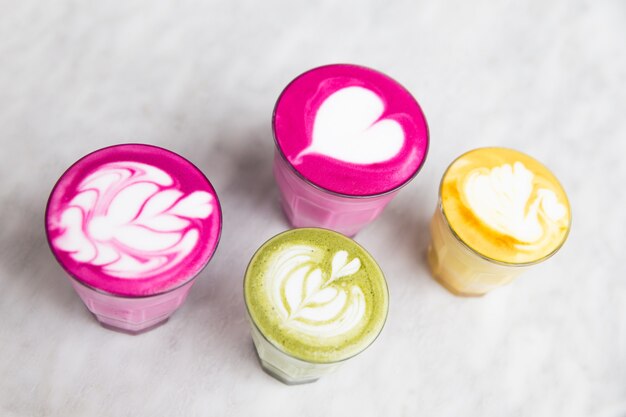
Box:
(440, 147), (570, 264)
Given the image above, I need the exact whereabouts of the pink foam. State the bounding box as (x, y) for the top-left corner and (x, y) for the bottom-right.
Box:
(273, 64), (429, 197)
(46, 144), (222, 297)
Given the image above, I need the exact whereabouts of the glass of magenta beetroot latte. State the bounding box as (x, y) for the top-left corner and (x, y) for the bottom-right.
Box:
(45, 144), (222, 333)
(272, 64), (429, 236)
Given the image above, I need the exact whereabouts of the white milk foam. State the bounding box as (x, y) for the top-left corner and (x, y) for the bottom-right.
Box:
(462, 162), (567, 243)
(296, 87), (404, 164)
(53, 161), (213, 279)
(268, 245), (365, 338)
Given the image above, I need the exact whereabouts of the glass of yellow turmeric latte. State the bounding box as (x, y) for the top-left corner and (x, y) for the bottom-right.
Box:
(428, 147), (571, 296)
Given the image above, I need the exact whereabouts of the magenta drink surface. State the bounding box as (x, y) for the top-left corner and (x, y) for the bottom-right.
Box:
(46, 144), (222, 333)
(273, 64), (429, 236)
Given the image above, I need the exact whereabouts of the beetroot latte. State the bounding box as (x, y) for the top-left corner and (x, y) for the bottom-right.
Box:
(46, 144), (222, 333)
(273, 64), (429, 236)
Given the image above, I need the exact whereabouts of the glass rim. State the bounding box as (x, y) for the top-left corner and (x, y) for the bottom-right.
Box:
(437, 146), (572, 267)
(243, 227), (390, 365)
(271, 62), (430, 200)
(44, 142), (223, 299)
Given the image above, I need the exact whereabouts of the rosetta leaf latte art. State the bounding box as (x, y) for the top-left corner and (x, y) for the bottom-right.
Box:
(272, 247), (366, 338)
(53, 161), (213, 279)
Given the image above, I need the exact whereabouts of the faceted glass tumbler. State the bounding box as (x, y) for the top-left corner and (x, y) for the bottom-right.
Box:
(246, 310), (345, 384)
(69, 277), (197, 334)
(428, 205), (529, 296)
(273, 152), (397, 236)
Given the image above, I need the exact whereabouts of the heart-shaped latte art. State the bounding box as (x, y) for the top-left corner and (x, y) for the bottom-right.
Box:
(295, 86), (405, 164)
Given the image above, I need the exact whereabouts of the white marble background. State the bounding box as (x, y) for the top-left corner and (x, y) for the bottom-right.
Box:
(1, 0), (625, 416)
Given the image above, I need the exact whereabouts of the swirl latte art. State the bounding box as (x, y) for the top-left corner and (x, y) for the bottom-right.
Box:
(245, 229), (388, 363)
(441, 147), (571, 264)
(54, 161), (212, 278)
(46, 145), (221, 296)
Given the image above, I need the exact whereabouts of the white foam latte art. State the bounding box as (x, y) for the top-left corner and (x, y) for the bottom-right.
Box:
(295, 86), (404, 164)
(462, 162), (567, 245)
(53, 161), (213, 279)
(268, 246), (366, 338)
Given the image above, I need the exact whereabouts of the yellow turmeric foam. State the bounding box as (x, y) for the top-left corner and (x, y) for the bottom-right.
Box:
(440, 147), (570, 265)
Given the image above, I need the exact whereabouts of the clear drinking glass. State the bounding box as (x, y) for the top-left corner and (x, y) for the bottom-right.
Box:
(272, 64), (429, 236)
(428, 205), (530, 296)
(68, 275), (198, 333)
(427, 147), (571, 296)
(244, 228), (389, 384)
(272, 151), (399, 237)
(46, 144), (222, 333)
(246, 312), (346, 384)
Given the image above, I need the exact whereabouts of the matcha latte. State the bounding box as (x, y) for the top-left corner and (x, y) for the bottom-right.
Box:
(244, 228), (388, 382)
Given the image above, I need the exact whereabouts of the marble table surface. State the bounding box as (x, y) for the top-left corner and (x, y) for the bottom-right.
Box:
(1, 1), (624, 416)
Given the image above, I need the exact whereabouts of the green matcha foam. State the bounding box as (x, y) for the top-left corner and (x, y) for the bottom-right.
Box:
(244, 228), (388, 363)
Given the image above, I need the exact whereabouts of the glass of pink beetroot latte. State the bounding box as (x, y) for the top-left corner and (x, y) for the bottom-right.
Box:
(273, 64), (429, 236)
(45, 144), (222, 334)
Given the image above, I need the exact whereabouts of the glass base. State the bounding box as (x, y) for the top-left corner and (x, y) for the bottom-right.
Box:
(252, 343), (319, 385)
(69, 278), (195, 334)
(273, 151), (394, 236)
(97, 315), (170, 335)
(428, 245), (486, 297)
(427, 208), (526, 296)
(248, 316), (342, 384)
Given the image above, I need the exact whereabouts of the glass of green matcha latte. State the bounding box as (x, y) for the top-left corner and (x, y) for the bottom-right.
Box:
(244, 228), (389, 384)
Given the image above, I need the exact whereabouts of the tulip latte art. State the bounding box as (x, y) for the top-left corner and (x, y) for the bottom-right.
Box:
(245, 229), (388, 363)
(441, 148), (571, 264)
(46, 145), (221, 296)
